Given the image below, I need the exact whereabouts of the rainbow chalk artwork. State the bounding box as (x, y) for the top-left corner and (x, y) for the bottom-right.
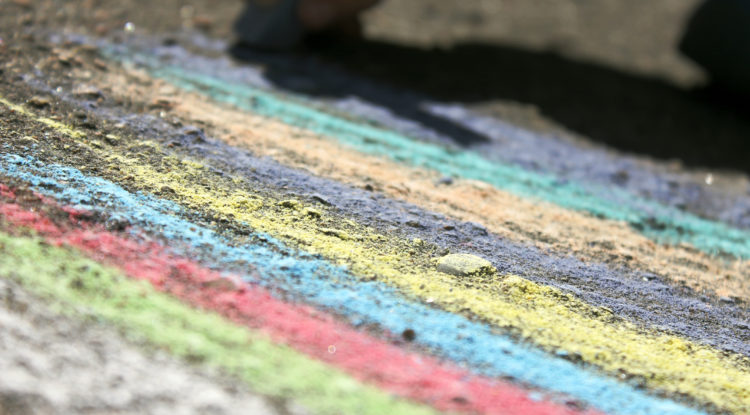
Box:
(1, 6), (750, 415)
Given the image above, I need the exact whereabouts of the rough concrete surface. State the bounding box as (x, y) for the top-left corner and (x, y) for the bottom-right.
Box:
(0, 278), (300, 415)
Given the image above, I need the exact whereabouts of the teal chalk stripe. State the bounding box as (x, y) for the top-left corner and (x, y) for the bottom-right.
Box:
(136, 64), (750, 259)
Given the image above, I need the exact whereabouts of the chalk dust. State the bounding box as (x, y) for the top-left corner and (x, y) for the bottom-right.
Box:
(90, 67), (749, 302)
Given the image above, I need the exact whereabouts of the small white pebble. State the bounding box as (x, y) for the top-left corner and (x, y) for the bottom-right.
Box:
(436, 253), (496, 277)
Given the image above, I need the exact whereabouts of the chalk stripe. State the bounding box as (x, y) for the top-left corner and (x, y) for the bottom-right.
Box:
(0, 196), (596, 415)
(108, 33), (750, 231)
(5, 97), (749, 411)
(0, 154), (707, 415)
(4, 156), (712, 414)
(87, 67), (747, 305)
(54, 67), (750, 364)
(133, 63), (750, 260)
(5, 98), (747, 413)
(0, 230), (443, 415)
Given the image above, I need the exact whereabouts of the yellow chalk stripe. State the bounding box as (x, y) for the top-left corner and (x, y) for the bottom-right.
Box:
(5, 98), (750, 414)
(0, 97), (86, 139)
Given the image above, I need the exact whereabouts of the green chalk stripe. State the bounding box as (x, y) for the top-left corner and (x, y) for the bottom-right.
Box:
(0, 232), (436, 415)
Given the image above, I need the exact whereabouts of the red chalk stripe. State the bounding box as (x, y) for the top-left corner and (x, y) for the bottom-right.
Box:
(0, 195), (601, 415)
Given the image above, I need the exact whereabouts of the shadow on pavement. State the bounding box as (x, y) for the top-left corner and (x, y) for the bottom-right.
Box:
(231, 37), (750, 174)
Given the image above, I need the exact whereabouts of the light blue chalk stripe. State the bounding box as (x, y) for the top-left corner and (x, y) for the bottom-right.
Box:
(0, 151), (706, 415)
(121, 60), (749, 260)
